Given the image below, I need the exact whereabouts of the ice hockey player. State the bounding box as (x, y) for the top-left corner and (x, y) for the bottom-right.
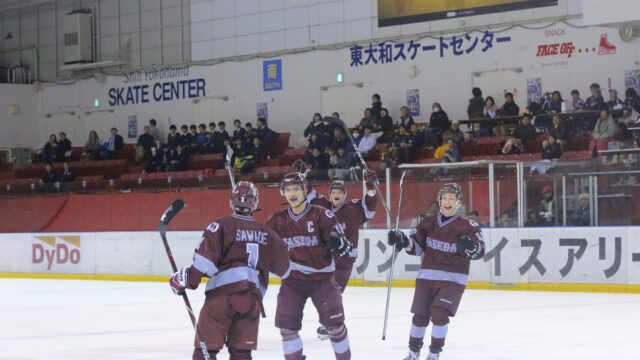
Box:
(266, 172), (353, 360)
(169, 181), (291, 360)
(388, 182), (485, 360)
(312, 172), (379, 340)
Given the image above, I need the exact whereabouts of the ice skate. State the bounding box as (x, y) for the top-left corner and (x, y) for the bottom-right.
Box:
(426, 346), (441, 360)
(598, 33), (616, 55)
(402, 350), (420, 360)
(316, 325), (329, 340)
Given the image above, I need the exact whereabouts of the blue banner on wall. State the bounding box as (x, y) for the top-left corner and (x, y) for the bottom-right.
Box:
(263, 59), (283, 92)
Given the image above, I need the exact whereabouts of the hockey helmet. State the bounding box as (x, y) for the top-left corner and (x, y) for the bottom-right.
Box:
(329, 180), (347, 194)
(437, 182), (463, 201)
(280, 172), (308, 195)
(230, 181), (259, 215)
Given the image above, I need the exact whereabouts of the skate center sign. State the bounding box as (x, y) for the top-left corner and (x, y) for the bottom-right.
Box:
(1, 228), (639, 290)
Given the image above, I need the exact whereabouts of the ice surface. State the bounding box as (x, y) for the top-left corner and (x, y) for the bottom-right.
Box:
(0, 279), (638, 359)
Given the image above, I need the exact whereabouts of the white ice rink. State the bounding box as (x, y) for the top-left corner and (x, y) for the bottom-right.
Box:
(0, 279), (638, 360)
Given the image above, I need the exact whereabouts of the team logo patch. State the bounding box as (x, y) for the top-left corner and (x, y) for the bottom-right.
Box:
(207, 222), (220, 233)
(410, 228), (417, 236)
(351, 199), (359, 203)
(325, 209), (335, 218)
(469, 219), (479, 227)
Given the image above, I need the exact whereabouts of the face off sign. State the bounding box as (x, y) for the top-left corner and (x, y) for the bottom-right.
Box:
(32, 236), (81, 271)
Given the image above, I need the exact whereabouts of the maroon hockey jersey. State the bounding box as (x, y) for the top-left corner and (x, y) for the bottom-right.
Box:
(312, 190), (377, 264)
(266, 204), (340, 280)
(187, 214), (291, 298)
(406, 212), (484, 286)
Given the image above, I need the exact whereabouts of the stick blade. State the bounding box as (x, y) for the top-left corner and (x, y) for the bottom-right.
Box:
(323, 116), (347, 130)
(160, 199), (185, 225)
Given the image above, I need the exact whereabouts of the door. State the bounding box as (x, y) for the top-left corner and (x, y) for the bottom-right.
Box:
(472, 69), (525, 113)
(320, 85), (367, 127)
(192, 98), (232, 125)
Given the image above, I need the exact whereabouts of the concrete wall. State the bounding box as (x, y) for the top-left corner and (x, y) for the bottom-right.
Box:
(0, 84), (39, 148)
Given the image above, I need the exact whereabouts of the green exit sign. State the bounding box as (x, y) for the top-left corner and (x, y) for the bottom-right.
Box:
(336, 72), (343, 83)
(93, 98), (100, 108)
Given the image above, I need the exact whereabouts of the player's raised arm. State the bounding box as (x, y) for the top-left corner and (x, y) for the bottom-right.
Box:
(268, 229), (292, 279)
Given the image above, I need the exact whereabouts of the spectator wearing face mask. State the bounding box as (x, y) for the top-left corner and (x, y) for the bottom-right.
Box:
(424, 102), (450, 149)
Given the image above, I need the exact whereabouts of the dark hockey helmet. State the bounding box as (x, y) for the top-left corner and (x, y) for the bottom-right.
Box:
(291, 159), (307, 174)
(329, 180), (347, 194)
(280, 172), (308, 195)
(230, 181), (259, 215)
(437, 182), (463, 201)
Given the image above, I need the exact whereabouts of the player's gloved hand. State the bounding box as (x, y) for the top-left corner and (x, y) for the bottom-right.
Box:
(387, 230), (410, 251)
(328, 234), (352, 258)
(457, 235), (484, 260)
(169, 266), (189, 295)
(364, 169), (379, 189)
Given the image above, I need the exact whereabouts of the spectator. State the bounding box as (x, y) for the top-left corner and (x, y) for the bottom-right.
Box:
(210, 122), (228, 154)
(625, 88), (640, 117)
(525, 210), (546, 227)
(217, 121), (230, 142)
(371, 93), (382, 120)
(500, 213), (515, 227)
(329, 147), (356, 180)
(539, 185), (556, 225)
(467, 210), (486, 227)
(607, 89), (624, 119)
(539, 92), (551, 112)
(244, 122), (257, 143)
(480, 96), (498, 136)
(83, 131), (102, 160)
(188, 125), (199, 152)
(307, 132), (326, 154)
(501, 137), (525, 155)
(306, 147), (329, 181)
(442, 120), (465, 146)
(232, 119), (246, 140)
(425, 102), (450, 147)
(467, 87), (484, 119)
(136, 126), (155, 163)
(542, 135), (562, 160)
(149, 119), (162, 146)
(570, 193), (591, 226)
(358, 108), (374, 132)
(59, 162), (75, 182)
(379, 108), (394, 132)
(144, 146), (164, 173)
(179, 125), (191, 152)
(161, 144), (172, 170)
(330, 127), (351, 152)
(327, 146), (338, 169)
(304, 113), (326, 139)
(385, 126), (407, 166)
(351, 129), (362, 147)
(57, 132), (72, 161)
(513, 114), (536, 142)
(589, 108), (620, 156)
(167, 144), (188, 172)
(495, 93), (520, 136)
(256, 117), (278, 141)
(357, 126), (382, 156)
(398, 106), (415, 128)
(42, 134), (58, 163)
(500, 92), (520, 116)
(103, 128), (124, 159)
(398, 124), (423, 163)
(230, 137), (254, 174)
(167, 125), (181, 151)
(208, 122), (216, 135)
(194, 124), (209, 154)
(584, 83), (605, 130)
(548, 115), (569, 150)
(570, 89), (585, 111)
(252, 137), (266, 167)
(40, 163), (57, 185)
(549, 90), (564, 113)
(331, 112), (340, 119)
(442, 138), (462, 163)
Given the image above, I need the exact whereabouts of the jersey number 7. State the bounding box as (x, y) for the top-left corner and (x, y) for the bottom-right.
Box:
(246, 243), (260, 269)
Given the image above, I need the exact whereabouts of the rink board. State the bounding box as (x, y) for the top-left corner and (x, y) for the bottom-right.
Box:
(0, 227), (639, 292)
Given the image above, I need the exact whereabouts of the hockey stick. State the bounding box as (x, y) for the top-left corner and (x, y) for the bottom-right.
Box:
(382, 170), (406, 340)
(158, 199), (211, 360)
(323, 116), (395, 225)
(225, 144), (237, 190)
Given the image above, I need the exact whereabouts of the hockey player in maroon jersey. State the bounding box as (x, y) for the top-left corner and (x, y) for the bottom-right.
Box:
(266, 172), (353, 360)
(169, 181), (291, 360)
(312, 172), (379, 340)
(388, 183), (485, 360)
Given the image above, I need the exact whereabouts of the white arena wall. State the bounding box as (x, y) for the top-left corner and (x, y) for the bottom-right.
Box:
(1, 227), (639, 293)
(6, 22), (635, 149)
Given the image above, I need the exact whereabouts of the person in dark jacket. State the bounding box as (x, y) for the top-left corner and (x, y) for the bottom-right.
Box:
(40, 163), (58, 192)
(256, 117), (278, 141)
(583, 83), (605, 130)
(513, 114), (537, 142)
(57, 132), (72, 161)
(570, 193), (591, 226)
(144, 146), (164, 173)
(42, 134), (58, 163)
(59, 162), (75, 182)
(607, 89), (625, 119)
(167, 144), (188, 172)
(467, 87), (484, 119)
(104, 128), (124, 159)
(500, 92), (520, 116)
(252, 137), (266, 167)
(398, 106), (414, 128)
(357, 108), (374, 132)
(232, 119), (246, 141)
(425, 102), (450, 148)
(549, 91), (564, 113)
(136, 126), (156, 163)
(304, 113), (326, 139)
(548, 115), (570, 150)
(541, 136), (562, 160)
(371, 93), (382, 120)
(167, 125), (182, 151)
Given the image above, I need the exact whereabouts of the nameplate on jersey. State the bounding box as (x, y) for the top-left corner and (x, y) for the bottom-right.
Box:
(235, 229), (268, 245)
(427, 237), (457, 253)
(283, 236), (319, 248)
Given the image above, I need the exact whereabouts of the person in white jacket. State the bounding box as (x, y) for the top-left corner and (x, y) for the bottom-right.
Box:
(356, 126), (382, 156)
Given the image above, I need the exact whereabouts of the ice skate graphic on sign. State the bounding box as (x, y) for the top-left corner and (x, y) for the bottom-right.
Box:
(598, 34), (616, 55)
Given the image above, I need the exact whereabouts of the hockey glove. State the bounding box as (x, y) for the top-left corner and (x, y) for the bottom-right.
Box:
(364, 169), (379, 190)
(457, 235), (484, 260)
(328, 234), (352, 258)
(387, 230), (410, 251)
(169, 266), (189, 295)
